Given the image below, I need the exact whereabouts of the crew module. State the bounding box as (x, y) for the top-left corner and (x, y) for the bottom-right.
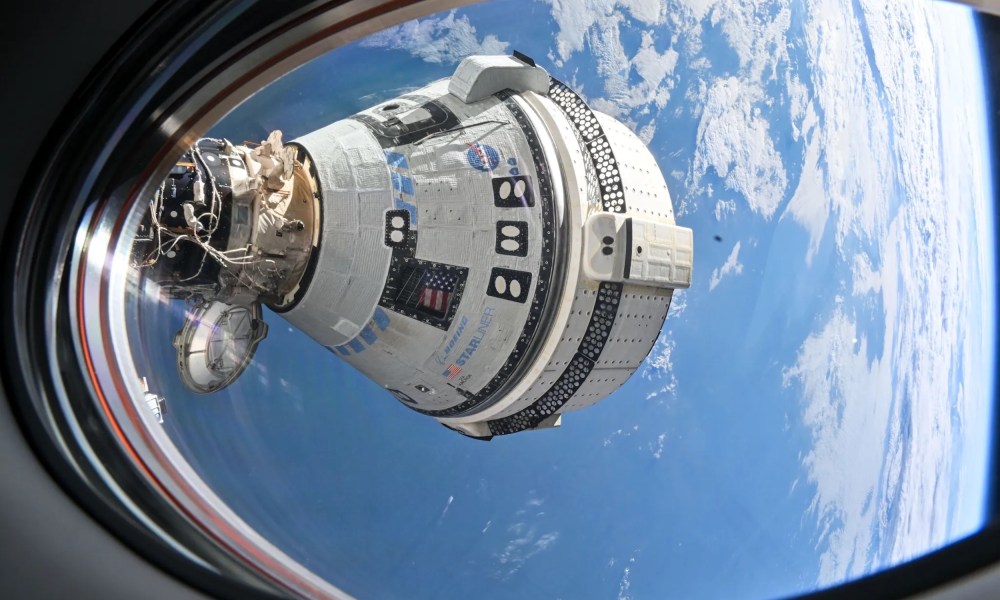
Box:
(132, 53), (693, 439)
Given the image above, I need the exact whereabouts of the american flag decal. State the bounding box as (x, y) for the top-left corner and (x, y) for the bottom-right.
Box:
(417, 270), (459, 314)
(443, 364), (462, 379)
(387, 260), (469, 330)
(420, 287), (450, 312)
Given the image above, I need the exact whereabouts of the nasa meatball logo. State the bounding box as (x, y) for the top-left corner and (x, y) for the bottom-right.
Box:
(466, 143), (500, 171)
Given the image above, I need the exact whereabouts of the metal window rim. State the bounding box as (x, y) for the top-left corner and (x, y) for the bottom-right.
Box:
(0, 1), (996, 600)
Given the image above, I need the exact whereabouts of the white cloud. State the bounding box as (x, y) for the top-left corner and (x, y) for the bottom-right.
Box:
(780, 0), (894, 262)
(679, 0), (721, 23)
(617, 555), (636, 600)
(785, 73), (810, 141)
(547, 0), (613, 64)
(438, 495), (454, 522)
(359, 11), (508, 64)
(603, 428), (621, 446)
(708, 241), (744, 290)
(493, 524), (560, 580)
(535, 0), (992, 590)
(583, 18), (677, 120)
(650, 433), (667, 459)
(781, 1), (992, 585)
(543, 0), (682, 141)
(851, 253), (881, 296)
(708, 1), (792, 81)
(667, 289), (687, 321)
(636, 122), (657, 145)
(689, 56), (712, 70)
(641, 333), (678, 403)
(783, 309), (894, 583)
(624, 0), (666, 25)
(691, 77), (787, 219)
(547, 0), (665, 65)
(644, 335), (675, 376)
(630, 31), (679, 109)
(785, 224), (965, 581)
(630, 1), (796, 220)
(491, 492), (560, 579)
(713, 199), (736, 221)
(602, 426), (638, 447)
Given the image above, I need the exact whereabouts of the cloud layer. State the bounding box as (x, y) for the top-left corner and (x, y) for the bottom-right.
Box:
(780, 0), (989, 585)
(708, 241), (743, 290)
(360, 11), (509, 64)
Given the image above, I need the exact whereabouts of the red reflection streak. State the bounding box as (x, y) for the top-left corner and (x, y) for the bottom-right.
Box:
(73, 1), (447, 597)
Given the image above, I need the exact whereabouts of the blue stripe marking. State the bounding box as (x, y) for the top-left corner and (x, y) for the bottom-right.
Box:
(333, 346), (351, 356)
(348, 339), (365, 353)
(394, 197), (417, 224)
(385, 151), (409, 168)
(373, 308), (390, 330)
(391, 172), (414, 196)
(359, 326), (377, 345)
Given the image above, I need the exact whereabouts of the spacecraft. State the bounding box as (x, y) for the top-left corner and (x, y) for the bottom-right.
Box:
(132, 53), (693, 439)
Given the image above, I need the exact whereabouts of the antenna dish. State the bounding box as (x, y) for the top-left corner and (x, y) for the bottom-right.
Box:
(173, 301), (268, 393)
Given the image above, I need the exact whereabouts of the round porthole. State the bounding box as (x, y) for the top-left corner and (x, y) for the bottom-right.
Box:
(2, 1), (999, 600)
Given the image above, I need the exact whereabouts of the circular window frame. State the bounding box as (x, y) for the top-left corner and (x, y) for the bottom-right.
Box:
(0, 1), (996, 599)
(1, 1), (472, 598)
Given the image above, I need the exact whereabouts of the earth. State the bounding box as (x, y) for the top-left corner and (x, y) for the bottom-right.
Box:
(140, 0), (995, 598)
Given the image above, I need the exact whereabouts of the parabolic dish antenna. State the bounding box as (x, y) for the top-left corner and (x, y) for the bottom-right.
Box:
(173, 301), (268, 393)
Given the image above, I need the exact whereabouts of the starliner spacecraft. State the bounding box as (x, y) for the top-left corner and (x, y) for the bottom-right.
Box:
(133, 53), (693, 439)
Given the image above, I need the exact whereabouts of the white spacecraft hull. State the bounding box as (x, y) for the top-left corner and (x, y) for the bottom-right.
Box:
(142, 54), (692, 439)
(279, 56), (693, 438)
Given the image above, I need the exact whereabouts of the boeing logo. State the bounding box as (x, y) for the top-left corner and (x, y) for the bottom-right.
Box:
(435, 316), (469, 365)
(439, 307), (495, 377)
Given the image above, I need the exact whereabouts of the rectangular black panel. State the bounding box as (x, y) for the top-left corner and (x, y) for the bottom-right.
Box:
(384, 209), (411, 248)
(492, 175), (534, 208)
(487, 267), (532, 303)
(353, 99), (460, 148)
(495, 220), (528, 257)
(623, 217), (633, 279)
(379, 256), (468, 329)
